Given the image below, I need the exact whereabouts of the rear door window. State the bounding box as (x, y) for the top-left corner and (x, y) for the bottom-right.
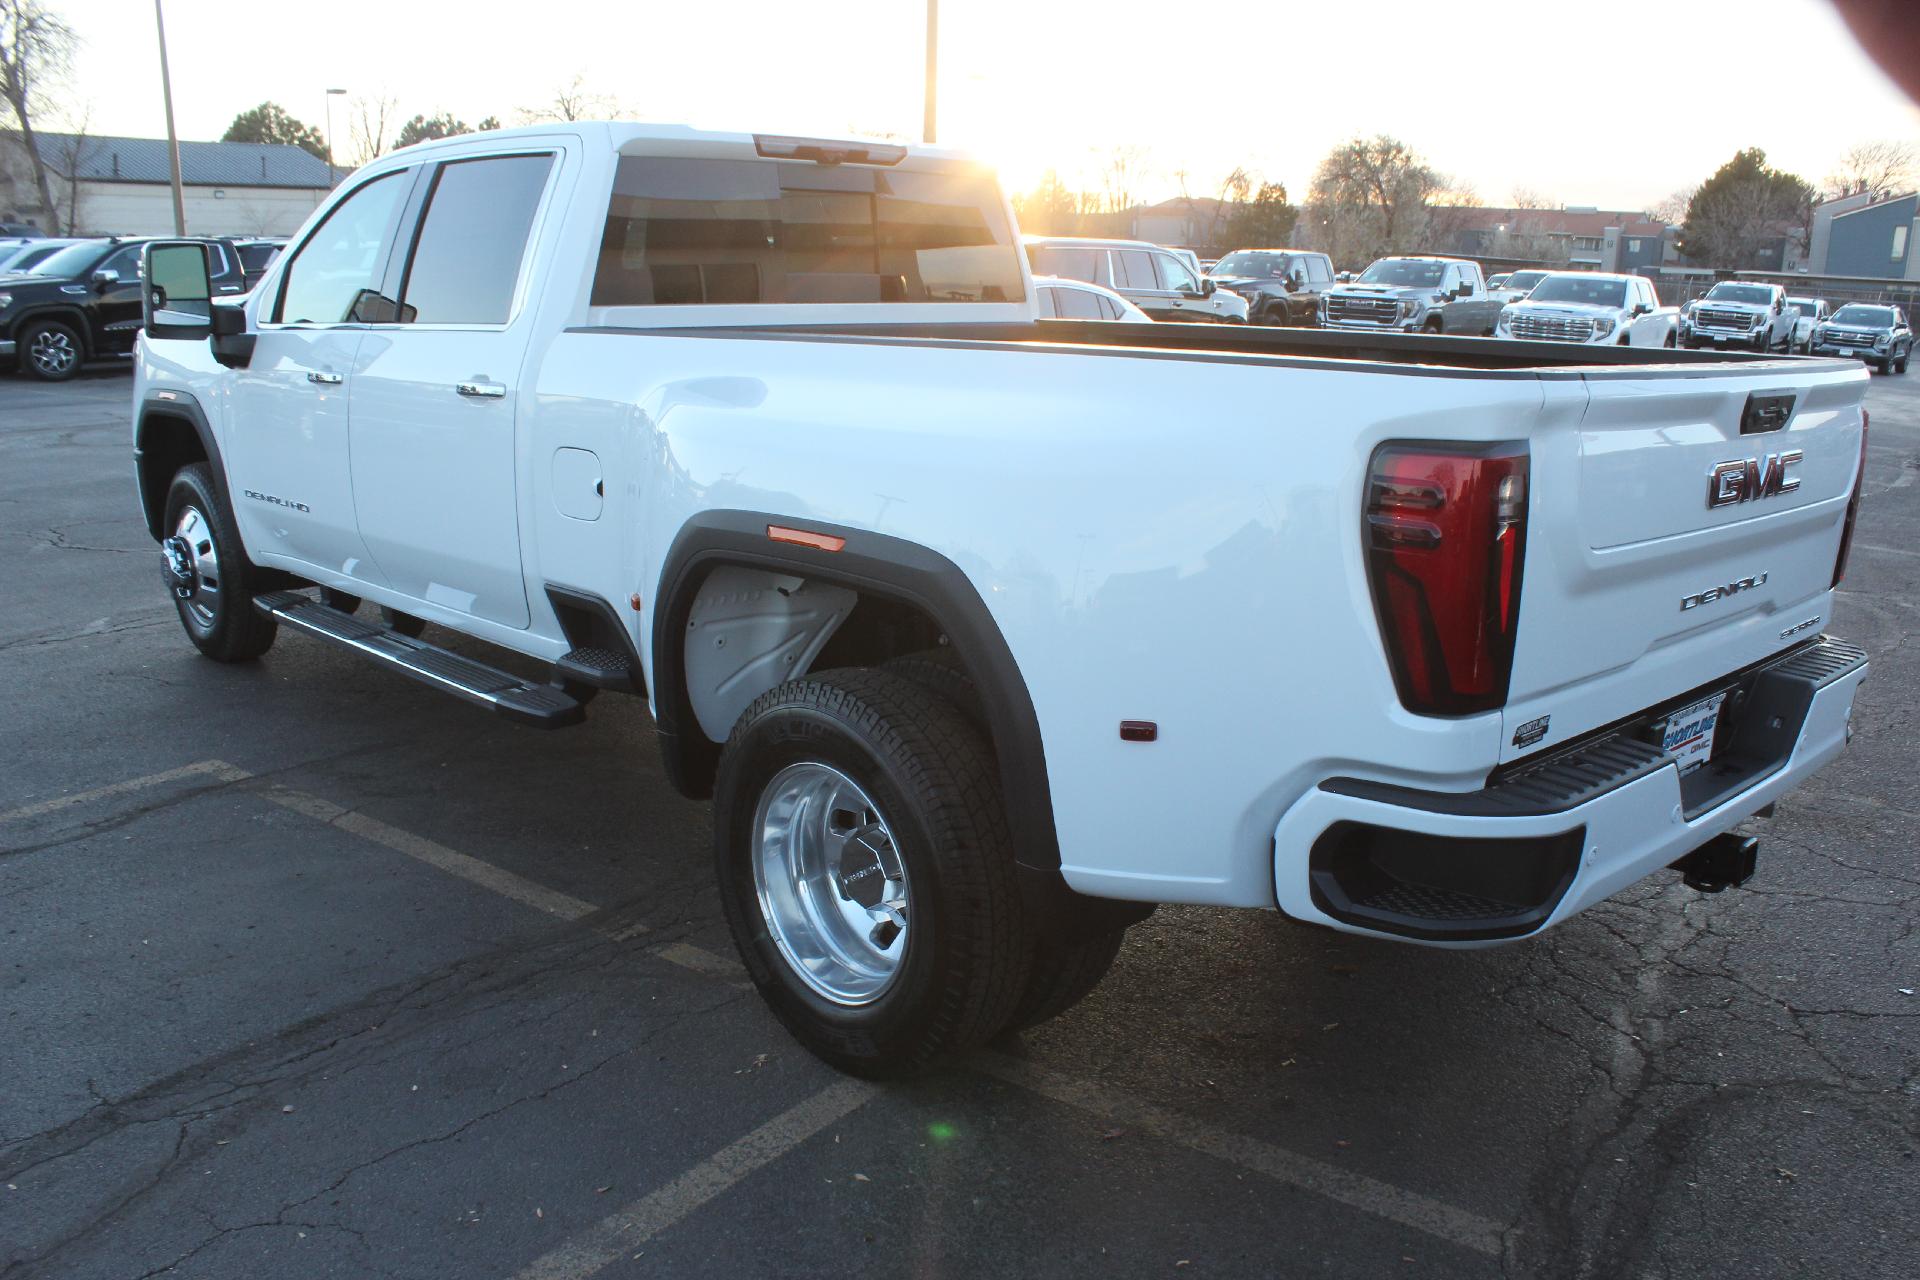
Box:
(400, 154), (554, 325)
(1053, 287), (1106, 319)
(593, 156), (1025, 306)
(1111, 250), (1158, 291)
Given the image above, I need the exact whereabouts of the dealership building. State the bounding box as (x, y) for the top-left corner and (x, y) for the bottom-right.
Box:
(1818, 191), (1920, 281)
(1, 133), (334, 237)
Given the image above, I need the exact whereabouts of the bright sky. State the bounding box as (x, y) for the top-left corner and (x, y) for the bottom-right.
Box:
(55, 0), (1920, 212)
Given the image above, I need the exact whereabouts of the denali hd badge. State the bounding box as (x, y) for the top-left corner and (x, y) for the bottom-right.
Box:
(1707, 450), (1802, 508)
(1681, 572), (1768, 611)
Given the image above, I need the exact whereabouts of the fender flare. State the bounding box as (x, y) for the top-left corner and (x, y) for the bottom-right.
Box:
(7, 304), (94, 356)
(134, 390), (232, 543)
(651, 509), (1071, 899)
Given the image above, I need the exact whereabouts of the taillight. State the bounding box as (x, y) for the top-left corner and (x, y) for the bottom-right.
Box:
(1832, 410), (1868, 589)
(1364, 442), (1529, 715)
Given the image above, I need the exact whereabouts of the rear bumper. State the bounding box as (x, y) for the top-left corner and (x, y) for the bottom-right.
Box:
(1272, 636), (1868, 946)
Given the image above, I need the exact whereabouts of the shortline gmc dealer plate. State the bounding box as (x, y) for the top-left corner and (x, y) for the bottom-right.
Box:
(1660, 691), (1727, 776)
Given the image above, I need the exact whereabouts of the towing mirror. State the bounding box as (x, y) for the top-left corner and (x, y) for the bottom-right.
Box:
(142, 241), (213, 340)
(1199, 277), (1217, 297)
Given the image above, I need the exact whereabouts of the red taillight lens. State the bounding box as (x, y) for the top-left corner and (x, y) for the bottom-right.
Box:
(1832, 410), (1867, 589)
(1364, 442), (1529, 715)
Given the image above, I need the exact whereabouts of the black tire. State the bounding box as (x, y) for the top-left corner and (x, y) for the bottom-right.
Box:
(161, 463), (278, 662)
(714, 668), (1032, 1077)
(1665, 330), (1678, 349)
(883, 648), (985, 730)
(1897, 349), (1909, 374)
(381, 606), (427, 638)
(319, 588), (362, 614)
(1423, 315), (1445, 334)
(21, 317), (84, 382)
(1005, 926), (1127, 1032)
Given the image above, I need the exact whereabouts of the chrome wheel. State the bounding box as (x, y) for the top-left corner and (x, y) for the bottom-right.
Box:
(28, 326), (78, 377)
(752, 762), (909, 1006)
(162, 505), (222, 631)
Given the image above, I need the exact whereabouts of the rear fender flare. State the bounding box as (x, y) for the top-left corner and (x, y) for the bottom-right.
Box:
(651, 510), (1066, 891)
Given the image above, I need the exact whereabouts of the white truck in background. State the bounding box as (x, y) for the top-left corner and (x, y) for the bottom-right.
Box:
(1495, 272), (1680, 346)
(132, 123), (1871, 1077)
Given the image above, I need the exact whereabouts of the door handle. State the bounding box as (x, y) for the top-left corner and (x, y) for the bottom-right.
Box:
(455, 381), (507, 399)
(307, 371), (343, 385)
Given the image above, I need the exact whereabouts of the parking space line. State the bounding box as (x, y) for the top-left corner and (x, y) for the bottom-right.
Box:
(650, 941), (748, 982)
(261, 784), (599, 921)
(0, 758), (252, 825)
(511, 1078), (877, 1280)
(975, 1053), (1507, 1258)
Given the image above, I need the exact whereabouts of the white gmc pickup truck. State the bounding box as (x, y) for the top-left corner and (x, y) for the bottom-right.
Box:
(132, 123), (1871, 1077)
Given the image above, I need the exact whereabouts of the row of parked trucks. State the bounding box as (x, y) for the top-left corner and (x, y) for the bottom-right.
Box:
(1018, 232), (1912, 370)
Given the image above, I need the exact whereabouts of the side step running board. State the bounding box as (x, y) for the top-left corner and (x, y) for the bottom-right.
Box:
(254, 591), (585, 728)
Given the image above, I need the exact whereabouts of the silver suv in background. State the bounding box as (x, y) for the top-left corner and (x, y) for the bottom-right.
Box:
(1024, 236), (1248, 323)
(1319, 256), (1501, 334)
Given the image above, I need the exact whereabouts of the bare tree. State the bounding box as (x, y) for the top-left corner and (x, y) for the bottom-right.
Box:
(1824, 139), (1918, 200)
(1097, 144), (1150, 216)
(1308, 135), (1443, 265)
(1510, 186), (1556, 210)
(346, 95), (398, 166)
(1649, 186), (1695, 226)
(41, 105), (95, 233)
(0, 0), (75, 230)
(519, 73), (618, 124)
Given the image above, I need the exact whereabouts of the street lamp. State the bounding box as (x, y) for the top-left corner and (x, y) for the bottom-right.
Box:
(324, 88), (347, 186)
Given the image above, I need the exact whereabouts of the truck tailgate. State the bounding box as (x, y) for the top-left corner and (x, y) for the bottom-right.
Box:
(1501, 362), (1867, 763)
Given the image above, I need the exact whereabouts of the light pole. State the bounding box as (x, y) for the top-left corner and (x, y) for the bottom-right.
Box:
(153, 0), (186, 234)
(324, 88), (347, 186)
(923, 0), (938, 144)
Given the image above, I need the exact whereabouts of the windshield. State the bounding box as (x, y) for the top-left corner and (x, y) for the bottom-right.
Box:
(1358, 258), (1444, 287)
(1704, 283), (1773, 305)
(1527, 276), (1628, 308)
(24, 241), (109, 278)
(1505, 270), (1548, 293)
(1831, 305), (1896, 326)
(1212, 252), (1291, 279)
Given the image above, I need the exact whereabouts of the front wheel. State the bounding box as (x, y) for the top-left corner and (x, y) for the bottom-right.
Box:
(21, 318), (84, 382)
(161, 463), (278, 662)
(714, 669), (1032, 1077)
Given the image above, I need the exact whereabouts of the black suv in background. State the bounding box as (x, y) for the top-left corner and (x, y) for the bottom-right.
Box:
(1206, 248), (1336, 325)
(0, 237), (247, 380)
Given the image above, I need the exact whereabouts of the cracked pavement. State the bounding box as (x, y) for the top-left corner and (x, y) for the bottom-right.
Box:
(2, 367), (1916, 1278)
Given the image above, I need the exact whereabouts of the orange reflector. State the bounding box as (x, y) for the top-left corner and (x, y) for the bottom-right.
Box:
(1119, 720), (1158, 742)
(767, 524), (846, 552)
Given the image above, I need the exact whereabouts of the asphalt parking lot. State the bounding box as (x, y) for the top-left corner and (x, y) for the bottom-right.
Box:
(2, 361), (1917, 1280)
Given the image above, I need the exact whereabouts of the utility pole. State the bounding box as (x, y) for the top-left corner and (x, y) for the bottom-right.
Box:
(153, 0), (186, 234)
(923, 0), (938, 144)
(324, 87), (347, 186)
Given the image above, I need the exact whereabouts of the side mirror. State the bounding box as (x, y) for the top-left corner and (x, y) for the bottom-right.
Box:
(92, 268), (121, 291)
(1285, 273), (1304, 291)
(1456, 282), (1475, 297)
(1199, 278), (1216, 297)
(1633, 302), (1651, 316)
(142, 242), (212, 339)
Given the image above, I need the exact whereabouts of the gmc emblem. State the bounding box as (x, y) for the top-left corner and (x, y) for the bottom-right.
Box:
(1707, 450), (1802, 509)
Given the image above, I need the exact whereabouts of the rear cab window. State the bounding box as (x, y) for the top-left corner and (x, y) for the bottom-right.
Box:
(591, 153), (1026, 311)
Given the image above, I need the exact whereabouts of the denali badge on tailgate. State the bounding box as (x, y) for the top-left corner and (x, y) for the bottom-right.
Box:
(1707, 450), (1802, 508)
(1681, 572), (1768, 611)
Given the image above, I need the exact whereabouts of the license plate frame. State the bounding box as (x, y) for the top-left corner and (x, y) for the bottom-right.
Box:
(1659, 691), (1728, 776)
